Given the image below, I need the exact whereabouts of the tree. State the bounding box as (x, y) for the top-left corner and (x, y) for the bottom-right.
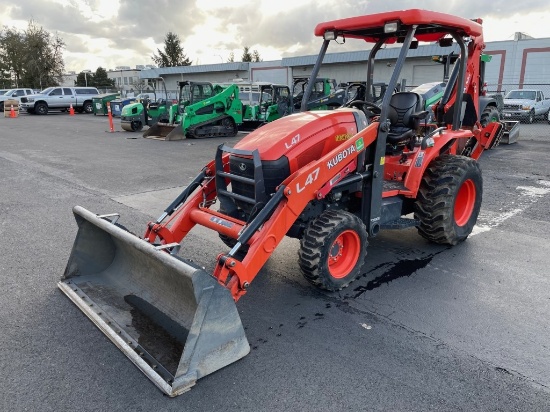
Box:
(130, 78), (149, 94)
(75, 72), (92, 87)
(22, 20), (65, 89)
(152, 32), (191, 67)
(252, 49), (262, 62)
(241, 46), (252, 62)
(0, 20), (65, 88)
(227, 52), (234, 63)
(241, 47), (261, 62)
(75, 67), (115, 88)
(92, 67), (115, 88)
(0, 27), (26, 87)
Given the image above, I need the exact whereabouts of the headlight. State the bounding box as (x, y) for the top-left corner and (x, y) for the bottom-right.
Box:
(324, 31), (337, 41)
(384, 21), (399, 33)
(27, 98), (34, 102)
(521, 105), (531, 110)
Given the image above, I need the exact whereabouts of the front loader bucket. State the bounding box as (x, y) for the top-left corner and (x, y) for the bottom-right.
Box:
(142, 123), (186, 141)
(58, 206), (249, 396)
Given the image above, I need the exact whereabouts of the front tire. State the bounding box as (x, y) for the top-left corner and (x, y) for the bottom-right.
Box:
(524, 110), (534, 124)
(35, 102), (48, 115)
(415, 155), (482, 245)
(299, 210), (367, 291)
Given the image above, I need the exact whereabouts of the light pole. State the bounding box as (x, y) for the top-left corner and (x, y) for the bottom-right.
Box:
(82, 70), (91, 87)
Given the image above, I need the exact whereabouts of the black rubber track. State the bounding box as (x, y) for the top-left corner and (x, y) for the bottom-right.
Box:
(414, 154), (482, 245)
(299, 209), (367, 291)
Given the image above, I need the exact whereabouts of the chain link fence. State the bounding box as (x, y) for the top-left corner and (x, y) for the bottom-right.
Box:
(404, 82), (550, 140)
(487, 84), (550, 140)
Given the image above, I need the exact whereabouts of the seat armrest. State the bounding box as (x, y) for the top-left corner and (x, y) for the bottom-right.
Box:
(411, 110), (429, 121)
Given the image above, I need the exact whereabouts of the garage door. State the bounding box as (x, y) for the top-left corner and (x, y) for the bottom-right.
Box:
(412, 64), (447, 87)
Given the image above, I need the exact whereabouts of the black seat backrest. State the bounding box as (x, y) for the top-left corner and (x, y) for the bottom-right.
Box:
(388, 92), (423, 131)
(387, 92), (423, 145)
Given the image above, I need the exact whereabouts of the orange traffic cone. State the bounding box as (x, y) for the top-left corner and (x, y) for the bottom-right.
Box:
(9, 105), (16, 118)
(69, 104), (75, 116)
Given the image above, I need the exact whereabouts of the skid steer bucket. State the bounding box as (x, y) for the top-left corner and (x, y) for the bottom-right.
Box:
(58, 206), (249, 396)
(142, 123), (186, 141)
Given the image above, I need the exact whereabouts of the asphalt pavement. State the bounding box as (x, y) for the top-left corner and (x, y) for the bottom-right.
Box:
(1, 112), (549, 411)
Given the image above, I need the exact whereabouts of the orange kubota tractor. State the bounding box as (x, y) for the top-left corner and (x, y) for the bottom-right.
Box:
(59, 9), (503, 396)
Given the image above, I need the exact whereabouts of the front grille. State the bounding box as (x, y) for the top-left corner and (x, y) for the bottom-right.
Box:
(227, 154), (290, 214)
(20, 97), (28, 103)
(503, 104), (520, 110)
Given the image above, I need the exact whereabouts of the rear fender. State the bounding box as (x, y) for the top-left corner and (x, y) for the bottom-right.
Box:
(402, 128), (473, 197)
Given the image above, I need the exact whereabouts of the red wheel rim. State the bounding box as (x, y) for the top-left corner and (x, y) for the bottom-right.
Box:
(454, 179), (476, 226)
(328, 230), (361, 279)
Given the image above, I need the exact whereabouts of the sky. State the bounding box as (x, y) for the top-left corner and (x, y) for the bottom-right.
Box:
(2, 0), (550, 72)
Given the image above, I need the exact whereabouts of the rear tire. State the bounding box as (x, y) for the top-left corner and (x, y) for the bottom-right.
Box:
(83, 102), (93, 114)
(480, 105), (499, 127)
(299, 210), (367, 291)
(415, 155), (482, 245)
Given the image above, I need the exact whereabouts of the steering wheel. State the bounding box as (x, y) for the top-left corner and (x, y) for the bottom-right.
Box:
(345, 100), (381, 115)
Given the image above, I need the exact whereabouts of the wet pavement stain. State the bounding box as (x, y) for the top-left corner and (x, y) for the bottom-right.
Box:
(351, 249), (447, 299)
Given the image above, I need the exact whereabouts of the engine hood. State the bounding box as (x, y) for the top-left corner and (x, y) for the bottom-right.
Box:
(503, 98), (534, 105)
(235, 109), (367, 162)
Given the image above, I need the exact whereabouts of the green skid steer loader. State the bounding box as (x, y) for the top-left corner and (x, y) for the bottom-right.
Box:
(237, 82), (293, 130)
(143, 81), (243, 140)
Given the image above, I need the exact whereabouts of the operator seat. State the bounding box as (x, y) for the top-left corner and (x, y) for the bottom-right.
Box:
(386, 92), (427, 153)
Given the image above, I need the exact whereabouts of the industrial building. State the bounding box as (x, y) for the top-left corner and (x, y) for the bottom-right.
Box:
(138, 34), (550, 96)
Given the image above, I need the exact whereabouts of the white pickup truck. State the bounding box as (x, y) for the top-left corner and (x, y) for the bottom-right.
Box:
(19, 86), (100, 115)
(0, 88), (35, 111)
(502, 89), (550, 123)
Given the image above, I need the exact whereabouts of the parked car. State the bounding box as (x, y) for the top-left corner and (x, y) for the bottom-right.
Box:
(502, 89), (550, 123)
(19, 86), (100, 115)
(0, 88), (35, 111)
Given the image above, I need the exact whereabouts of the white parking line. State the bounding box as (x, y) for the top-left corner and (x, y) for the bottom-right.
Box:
(471, 181), (550, 236)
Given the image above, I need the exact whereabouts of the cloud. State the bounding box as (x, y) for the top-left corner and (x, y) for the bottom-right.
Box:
(3, 0), (550, 70)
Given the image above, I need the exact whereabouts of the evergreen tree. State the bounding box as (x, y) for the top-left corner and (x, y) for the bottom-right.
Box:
(152, 32), (191, 67)
(241, 46), (253, 62)
(252, 49), (262, 62)
(92, 67), (115, 88)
